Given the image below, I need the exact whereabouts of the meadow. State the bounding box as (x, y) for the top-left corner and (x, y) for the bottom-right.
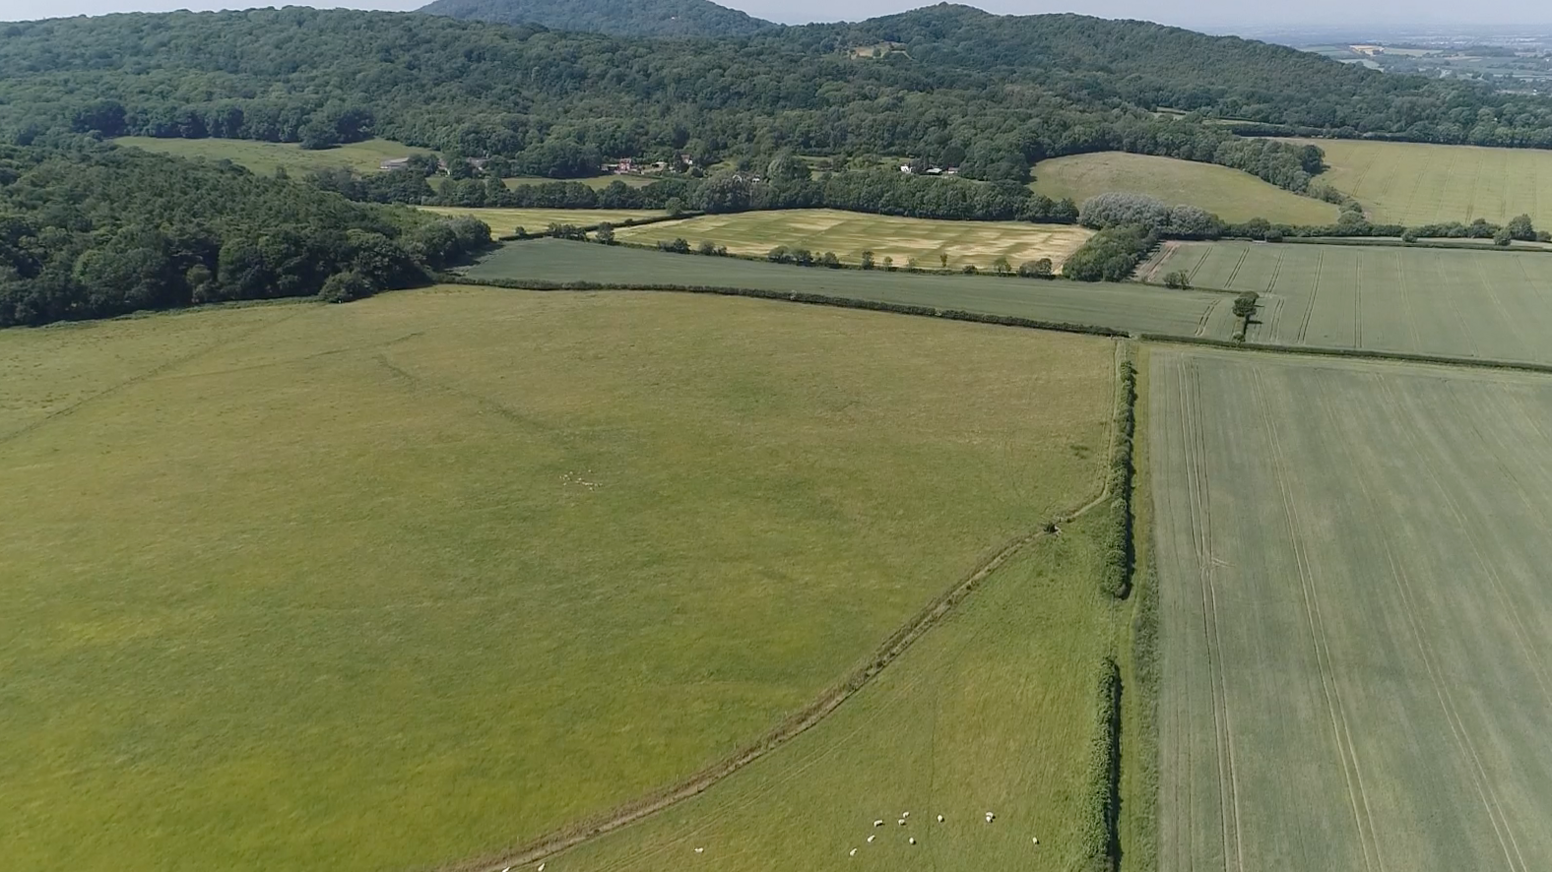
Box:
(1147, 240), (1552, 363)
(611, 208), (1094, 271)
(419, 206), (665, 235)
(506, 175), (656, 190)
(113, 136), (427, 176)
(549, 511), (1125, 872)
(1151, 347), (1552, 872)
(1290, 138), (1552, 227)
(0, 286), (1116, 872)
(460, 238), (1242, 339)
(1029, 152), (1339, 225)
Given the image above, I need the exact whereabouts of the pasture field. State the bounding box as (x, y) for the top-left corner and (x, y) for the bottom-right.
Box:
(1147, 240), (1552, 363)
(462, 238), (1243, 339)
(1151, 347), (1552, 872)
(551, 511), (1123, 872)
(1030, 152), (1339, 225)
(113, 136), (427, 176)
(1290, 138), (1552, 227)
(506, 175), (656, 190)
(419, 206), (664, 235)
(611, 208), (1094, 270)
(0, 286), (1116, 872)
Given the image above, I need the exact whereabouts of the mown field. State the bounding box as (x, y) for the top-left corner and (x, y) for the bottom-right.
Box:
(1290, 138), (1552, 227)
(420, 206), (664, 235)
(0, 286), (1116, 872)
(113, 136), (427, 176)
(552, 511), (1124, 872)
(612, 208), (1093, 271)
(1148, 240), (1552, 363)
(1030, 152), (1339, 225)
(1151, 347), (1552, 872)
(461, 238), (1243, 339)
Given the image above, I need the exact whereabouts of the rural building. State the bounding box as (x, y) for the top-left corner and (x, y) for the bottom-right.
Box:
(380, 157), (411, 171)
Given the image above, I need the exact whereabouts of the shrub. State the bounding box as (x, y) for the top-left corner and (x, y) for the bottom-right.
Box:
(595, 223), (616, 245)
(962, 264), (978, 274)
(861, 250), (876, 270)
(1232, 291), (1259, 320)
(1017, 257), (1055, 278)
(1507, 214), (1536, 241)
(1163, 270), (1191, 289)
(992, 256), (1012, 276)
(318, 270), (375, 303)
(882, 255), (895, 271)
(1401, 228), (1419, 244)
(655, 237), (692, 254)
(767, 245), (792, 264)
(821, 251), (842, 268)
(1494, 227), (1514, 247)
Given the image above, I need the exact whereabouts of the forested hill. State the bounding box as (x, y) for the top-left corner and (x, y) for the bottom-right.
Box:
(3, 4), (1551, 174)
(418, 0), (775, 37)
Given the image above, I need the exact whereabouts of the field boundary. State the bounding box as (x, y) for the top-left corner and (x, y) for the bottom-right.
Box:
(441, 343), (1138, 872)
(1137, 333), (1552, 377)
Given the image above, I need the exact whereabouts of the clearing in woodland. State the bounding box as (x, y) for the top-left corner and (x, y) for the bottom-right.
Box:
(611, 208), (1093, 271)
(1147, 240), (1552, 364)
(1029, 152), (1339, 225)
(113, 136), (430, 176)
(1152, 347), (1552, 872)
(0, 286), (1115, 872)
(461, 238), (1240, 339)
(1290, 138), (1552, 227)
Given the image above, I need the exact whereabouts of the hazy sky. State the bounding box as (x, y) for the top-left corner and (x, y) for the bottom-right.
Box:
(3, 0), (1549, 30)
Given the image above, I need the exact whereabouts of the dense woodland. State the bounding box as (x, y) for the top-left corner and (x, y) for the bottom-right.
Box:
(418, 0), (774, 37)
(6, 3), (1552, 193)
(0, 145), (489, 327)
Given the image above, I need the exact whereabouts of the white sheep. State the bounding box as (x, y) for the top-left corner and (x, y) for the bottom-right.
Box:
(873, 819), (885, 827)
(937, 815), (944, 823)
(867, 835), (876, 843)
(902, 812), (910, 818)
(898, 819), (906, 826)
(1033, 837), (1040, 845)
(694, 847), (704, 854)
(849, 848), (857, 857)
(908, 838), (917, 846)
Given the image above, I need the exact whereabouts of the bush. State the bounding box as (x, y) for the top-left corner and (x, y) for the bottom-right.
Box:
(595, 223), (616, 244)
(992, 256), (1012, 276)
(961, 264), (978, 274)
(657, 237), (691, 254)
(767, 245), (791, 263)
(317, 270), (375, 303)
(1017, 257), (1055, 278)
(882, 255), (894, 271)
(820, 251), (842, 268)
(860, 250), (876, 270)
(1494, 227), (1514, 247)
(1163, 270), (1191, 289)
(1232, 291), (1259, 320)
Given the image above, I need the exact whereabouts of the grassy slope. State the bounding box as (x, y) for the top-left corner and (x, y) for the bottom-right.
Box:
(554, 510), (1122, 872)
(612, 208), (1094, 270)
(113, 136), (428, 176)
(1290, 138), (1552, 226)
(1030, 152), (1338, 225)
(0, 286), (1114, 872)
(1151, 347), (1552, 871)
(1149, 240), (1552, 363)
(420, 206), (664, 234)
(459, 238), (1243, 340)
(506, 175), (656, 191)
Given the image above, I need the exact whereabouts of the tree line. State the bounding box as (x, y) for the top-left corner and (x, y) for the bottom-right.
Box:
(6, 5), (1552, 193)
(0, 144), (490, 328)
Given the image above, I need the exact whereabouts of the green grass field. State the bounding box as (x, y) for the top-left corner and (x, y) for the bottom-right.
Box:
(1030, 152), (1339, 225)
(1147, 240), (1552, 363)
(420, 206), (665, 235)
(0, 286), (1116, 872)
(551, 511), (1123, 872)
(113, 136), (428, 176)
(1151, 347), (1552, 872)
(506, 175), (656, 191)
(612, 209), (1093, 270)
(461, 238), (1243, 339)
(1291, 138), (1552, 227)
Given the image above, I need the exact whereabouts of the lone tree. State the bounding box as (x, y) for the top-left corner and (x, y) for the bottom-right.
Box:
(1232, 291), (1259, 338)
(861, 250), (876, 270)
(595, 223), (616, 245)
(882, 255), (894, 271)
(1163, 270), (1191, 289)
(992, 256), (1012, 276)
(939, 252), (949, 271)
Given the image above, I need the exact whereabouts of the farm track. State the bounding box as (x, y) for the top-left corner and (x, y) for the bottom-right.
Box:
(449, 345), (1136, 872)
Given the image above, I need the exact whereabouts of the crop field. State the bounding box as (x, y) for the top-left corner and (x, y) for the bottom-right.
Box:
(1290, 138), (1552, 227)
(1030, 152), (1339, 225)
(1151, 347), (1552, 872)
(1147, 240), (1552, 363)
(0, 286), (1116, 872)
(611, 208), (1093, 271)
(419, 206), (665, 235)
(113, 136), (428, 176)
(462, 238), (1243, 339)
(553, 511), (1122, 872)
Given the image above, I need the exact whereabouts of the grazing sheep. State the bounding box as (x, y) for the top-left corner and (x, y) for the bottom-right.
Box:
(694, 847), (704, 854)
(874, 820), (885, 827)
(908, 838), (917, 846)
(937, 815), (944, 823)
(898, 819), (906, 826)
(868, 835), (876, 843)
(902, 812), (910, 818)
(849, 848), (857, 857)
(1033, 837), (1040, 845)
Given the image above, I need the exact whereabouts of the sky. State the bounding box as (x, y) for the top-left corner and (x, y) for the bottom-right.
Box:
(2, 0), (1549, 31)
